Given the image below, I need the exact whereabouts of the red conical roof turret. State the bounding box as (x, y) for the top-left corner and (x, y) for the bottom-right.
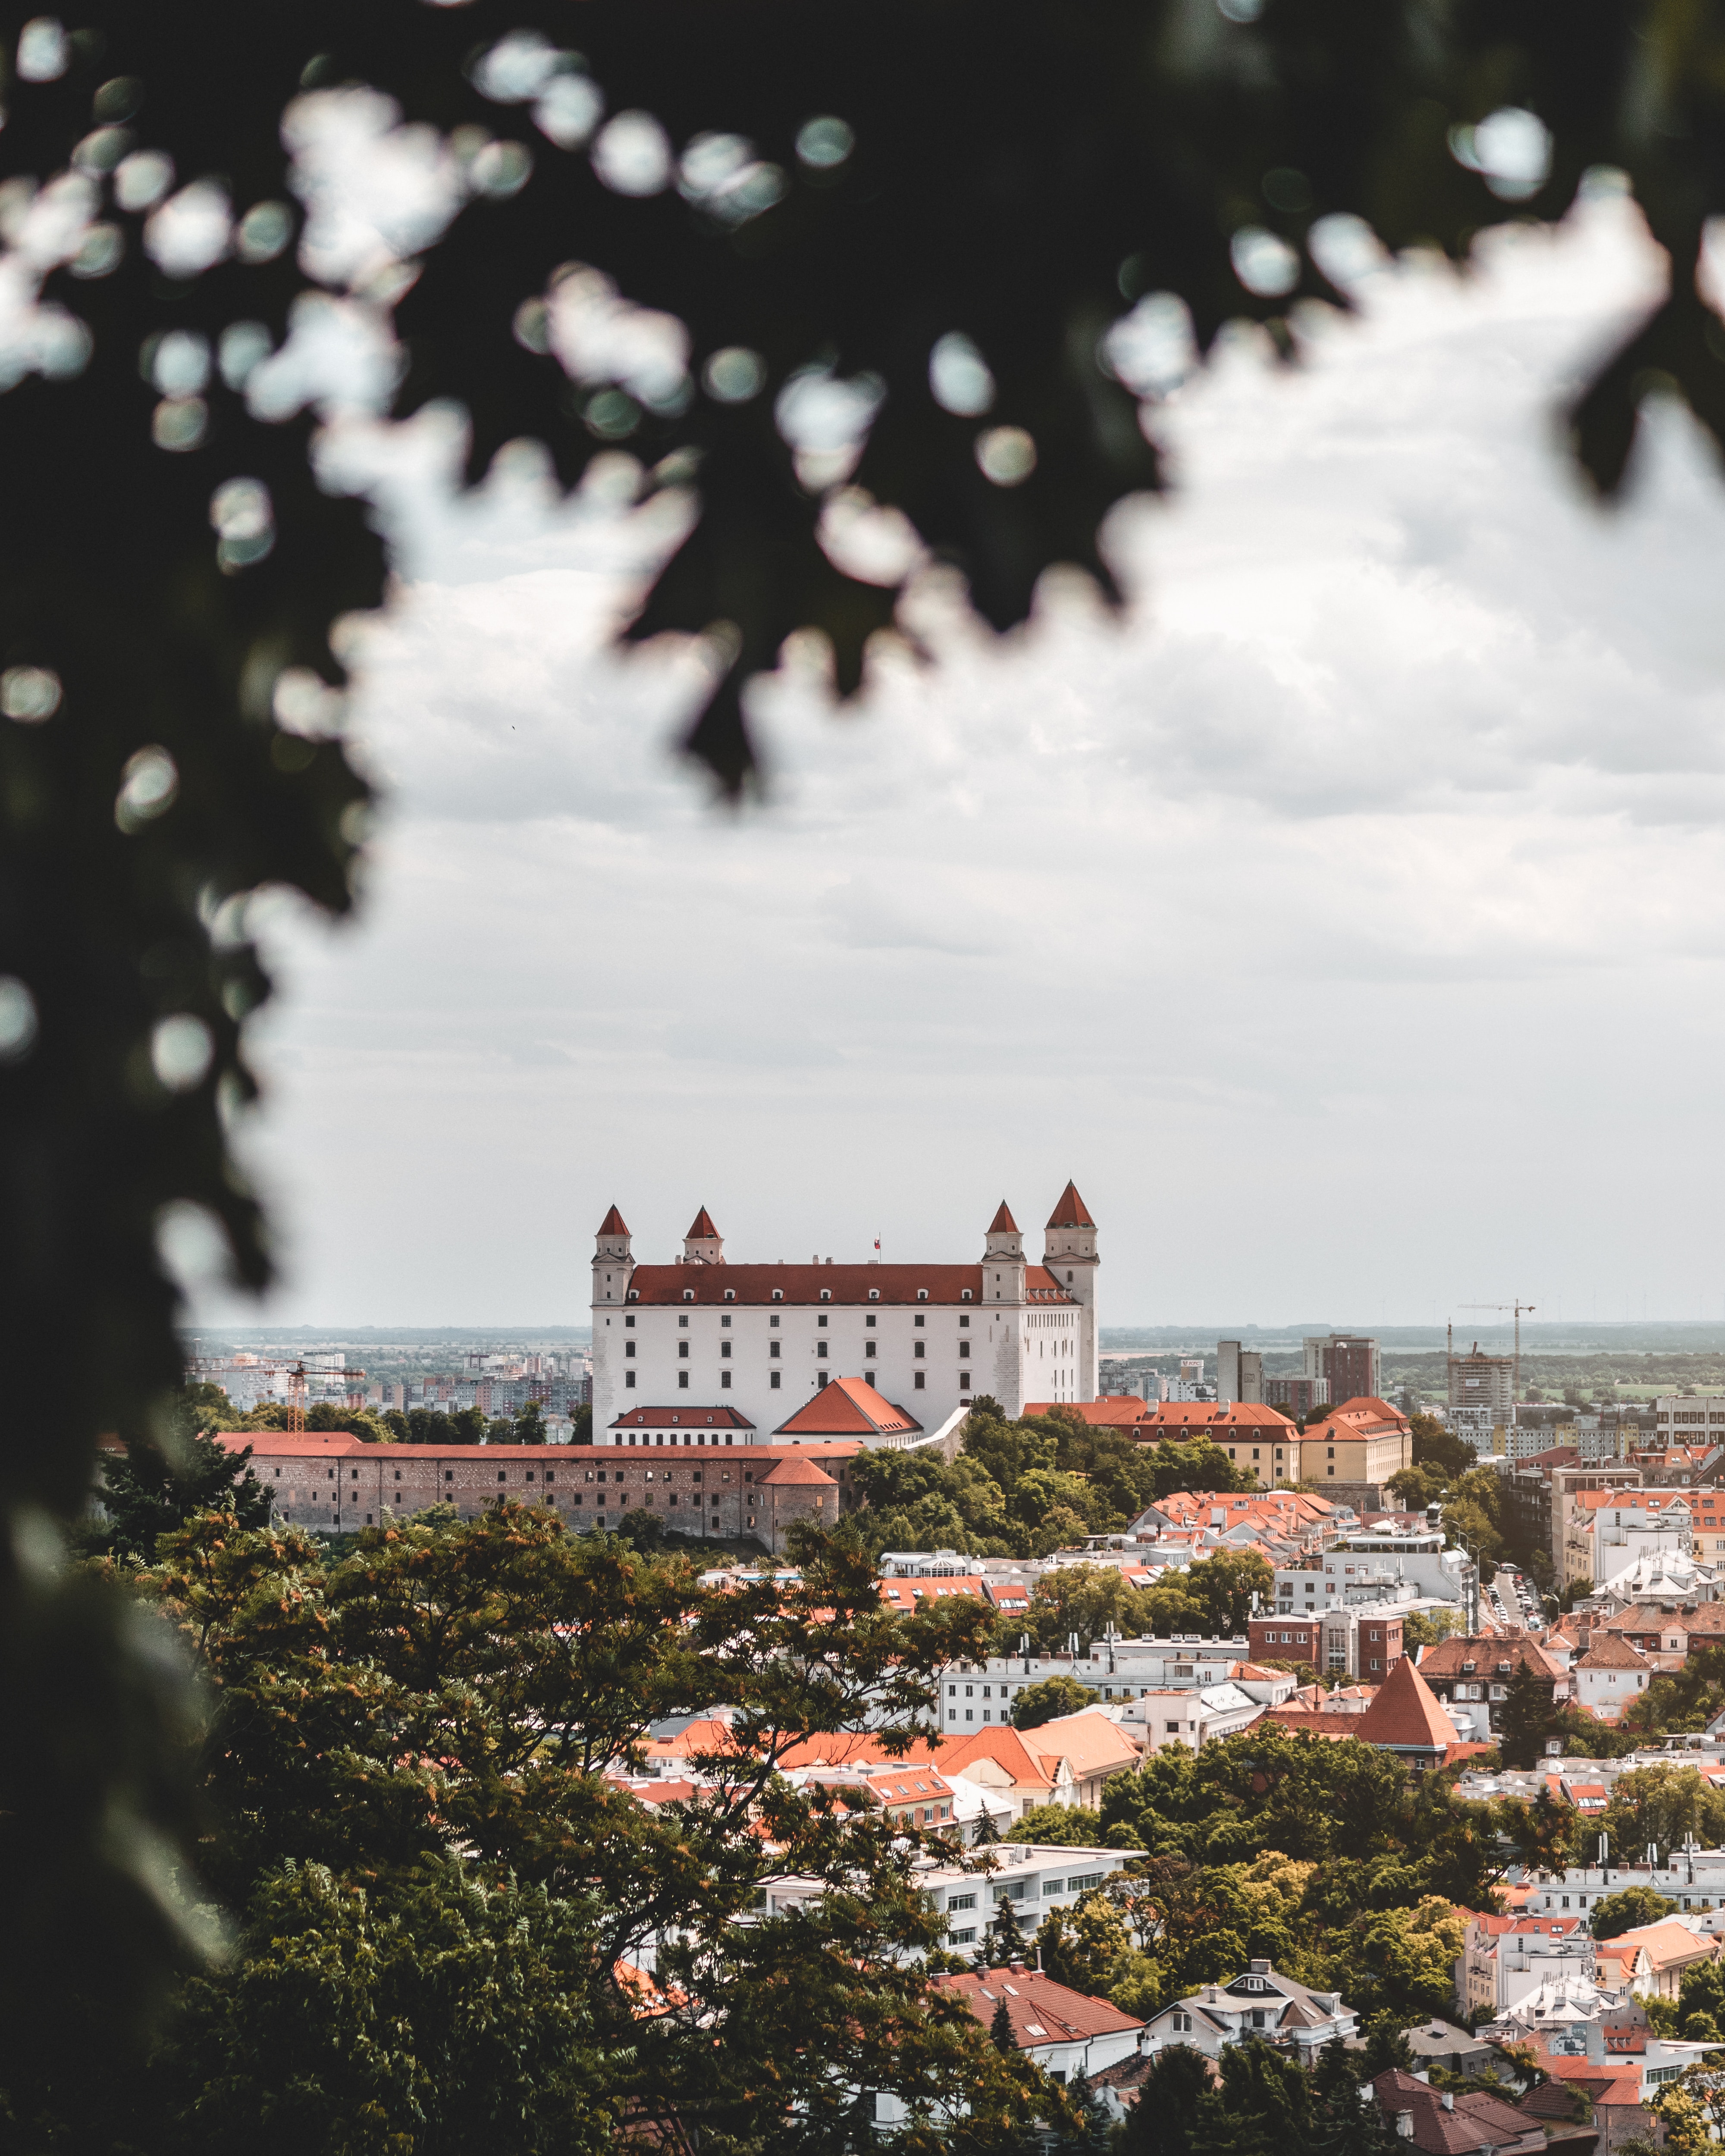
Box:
(987, 1201), (1019, 1235)
(686, 1206), (720, 1239)
(597, 1205), (630, 1236)
(1045, 1181), (1095, 1229)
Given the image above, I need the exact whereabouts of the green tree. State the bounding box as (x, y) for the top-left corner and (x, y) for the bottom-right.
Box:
(97, 1426), (273, 1560)
(1497, 1663), (1558, 1771)
(1400, 1610), (1462, 1653)
(1410, 1416), (1476, 1481)
(1034, 1888), (1133, 1993)
(990, 1993), (1016, 2053)
(1010, 1804), (1117, 1848)
(1194, 2040), (1315, 2156)
(1590, 1886), (1679, 1940)
(1119, 2043), (1211, 2156)
(1012, 1676), (1096, 1730)
(1676, 1957), (1725, 2042)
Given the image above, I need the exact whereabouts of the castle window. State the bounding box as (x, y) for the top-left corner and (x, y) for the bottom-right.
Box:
(679, 1314), (689, 1329)
(915, 1373), (926, 1389)
(626, 1372), (636, 1388)
(961, 1290), (972, 1300)
(869, 1288), (880, 1301)
(721, 1373), (732, 1389)
(959, 1314), (969, 1329)
(914, 1342), (926, 1358)
(721, 1341), (732, 1358)
(627, 1290), (638, 1300)
(770, 1373), (782, 1389)
(865, 1314), (876, 1328)
(769, 1341), (781, 1358)
(724, 1288), (735, 1300)
(624, 1314), (635, 1328)
(915, 1314), (925, 1328)
(678, 1373), (689, 1389)
(721, 1314), (731, 1328)
(917, 1289), (928, 1301)
(817, 1341), (829, 1359)
(820, 1288), (831, 1302)
(682, 1289), (693, 1301)
(817, 1314), (828, 1329)
(772, 1288), (783, 1301)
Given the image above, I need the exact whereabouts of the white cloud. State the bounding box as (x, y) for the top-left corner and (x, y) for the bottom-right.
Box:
(206, 193), (1725, 1333)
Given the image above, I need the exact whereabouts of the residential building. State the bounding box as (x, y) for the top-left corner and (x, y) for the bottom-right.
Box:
(1593, 1918), (1722, 2001)
(1141, 1959), (1358, 2059)
(1252, 1604), (1406, 1681)
(1123, 1682), (1266, 1753)
(1572, 1635), (1657, 1719)
(1654, 1396), (1725, 1446)
(1449, 1343), (1515, 1449)
(1274, 1527), (1472, 1616)
(213, 1431), (858, 1551)
(919, 1967), (1148, 2093)
(1550, 1464), (1650, 1581)
(761, 1840), (1140, 1950)
(590, 1188), (1100, 1438)
(1369, 2069), (1544, 2156)
(1304, 1333), (1382, 1405)
(1578, 1491), (1694, 1586)
(936, 1633), (1306, 1736)
(1262, 1373), (1328, 1416)
(1130, 1401), (1301, 1485)
(1217, 1341), (1264, 1406)
(1455, 1911), (1594, 2015)
(1414, 1633), (1567, 1733)
(1298, 1397), (1415, 1498)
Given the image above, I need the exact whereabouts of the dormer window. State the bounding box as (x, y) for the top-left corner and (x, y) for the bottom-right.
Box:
(724, 1288), (736, 1301)
(820, 1288), (832, 1301)
(772, 1288), (783, 1300)
(869, 1288), (880, 1301)
(917, 1288), (928, 1300)
(961, 1289), (972, 1301)
(627, 1289), (639, 1300)
(683, 1289), (694, 1301)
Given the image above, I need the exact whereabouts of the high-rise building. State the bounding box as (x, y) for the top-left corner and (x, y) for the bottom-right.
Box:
(1263, 1373), (1329, 1416)
(1448, 1342), (1513, 1447)
(1303, 1333), (1382, 1404)
(1217, 1340), (1264, 1405)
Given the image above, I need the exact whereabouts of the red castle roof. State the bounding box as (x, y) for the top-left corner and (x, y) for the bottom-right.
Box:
(626, 1262), (1072, 1307)
(988, 1201), (1019, 1234)
(1046, 1181), (1095, 1229)
(686, 1206), (720, 1238)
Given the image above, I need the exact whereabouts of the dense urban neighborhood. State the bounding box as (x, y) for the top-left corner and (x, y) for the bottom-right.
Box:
(48, 1200), (1725, 2149)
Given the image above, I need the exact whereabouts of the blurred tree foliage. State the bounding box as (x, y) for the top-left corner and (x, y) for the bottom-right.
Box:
(9, 0), (1725, 2074)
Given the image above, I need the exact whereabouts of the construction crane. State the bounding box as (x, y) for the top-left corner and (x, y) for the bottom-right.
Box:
(1460, 1301), (1536, 1410)
(198, 1354), (365, 1432)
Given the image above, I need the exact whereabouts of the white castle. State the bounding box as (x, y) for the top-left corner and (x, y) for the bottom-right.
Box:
(590, 1186), (1100, 1447)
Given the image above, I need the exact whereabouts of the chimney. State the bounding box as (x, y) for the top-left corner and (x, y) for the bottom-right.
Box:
(1440, 2091), (1453, 2112)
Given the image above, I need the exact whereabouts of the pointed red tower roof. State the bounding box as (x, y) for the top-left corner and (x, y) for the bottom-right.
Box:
(686, 1206), (720, 1238)
(1356, 1655), (1458, 1754)
(597, 1205), (630, 1235)
(1045, 1181), (1095, 1229)
(987, 1201), (1019, 1234)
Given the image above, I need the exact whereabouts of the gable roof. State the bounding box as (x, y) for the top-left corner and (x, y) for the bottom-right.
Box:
(1046, 1182), (1096, 1229)
(213, 1431), (364, 1455)
(1417, 1635), (1564, 1682)
(931, 1724), (1059, 1793)
(1371, 2069), (1539, 2155)
(988, 1200), (1019, 1234)
(1577, 1635), (1656, 1670)
(1022, 1709), (1142, 1779)
(934, 1965), (1142, 2047)
(1356, 1655), (1460, 1753)
(1021, 1396), (1149, 1428)
(772, 1376), (922, 1438)
(1135, 1402), (1298, 1433)
(685, 1206), (720, 1238)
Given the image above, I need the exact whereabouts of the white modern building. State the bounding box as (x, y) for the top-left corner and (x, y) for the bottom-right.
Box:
(590, 1188), (1101, 1441)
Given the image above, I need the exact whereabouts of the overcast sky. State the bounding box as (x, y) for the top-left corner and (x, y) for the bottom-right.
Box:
(195, 191), (1725, 1335)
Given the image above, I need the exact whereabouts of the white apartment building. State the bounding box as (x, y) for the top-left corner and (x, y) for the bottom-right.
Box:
(1275, 1531), (1472, 1614)
(1588, 1495), (1694, 1586)
(760, 1841), (1138, 1952)
(936, 1637), (1296, 1733)
(590, 1188), (1101, 1441)
(1655, 1396), (1725, 1442)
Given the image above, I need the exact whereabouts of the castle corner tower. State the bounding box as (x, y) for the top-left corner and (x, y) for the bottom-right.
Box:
(682, 1207), (725, 1266)
(1044, 1182), (1099, 1398)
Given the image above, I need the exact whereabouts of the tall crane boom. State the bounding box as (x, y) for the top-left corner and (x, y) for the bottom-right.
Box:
(1459, 1301), (1537, 1413)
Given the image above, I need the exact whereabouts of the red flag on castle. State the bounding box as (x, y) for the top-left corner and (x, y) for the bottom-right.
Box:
(874, 1237), (881, 1253)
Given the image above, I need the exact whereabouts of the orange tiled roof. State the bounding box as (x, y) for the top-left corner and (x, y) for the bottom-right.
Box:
(935, 1965), (1142, 2047)
(987, 1200), (1019, 1234)
(684, 1206), (721, 1238)
(597, 1204), (629, 1235)
(773, 1376), (921, 1438)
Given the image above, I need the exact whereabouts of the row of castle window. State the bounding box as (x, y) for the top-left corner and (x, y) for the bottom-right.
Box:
(628, 1338), (953, 1358)
(626, 1368), (969, 1390)
(624, 1312), (970, 1332)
